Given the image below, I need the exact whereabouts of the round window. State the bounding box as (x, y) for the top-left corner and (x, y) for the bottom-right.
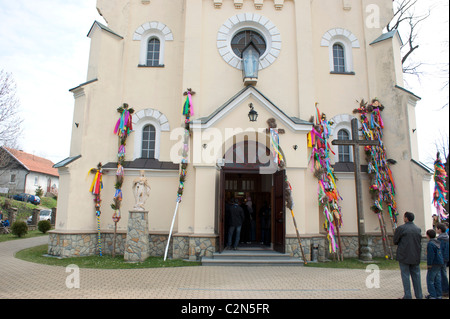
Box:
(231, 30), (267, 57)
(217, 13), (281, 70)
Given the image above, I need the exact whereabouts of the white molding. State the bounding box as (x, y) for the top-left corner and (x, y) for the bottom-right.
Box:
(133, 21), (173, 41)
(217, 13), (281, 70)
(191, 87), (311, 133)
(321, 28), (360, 48)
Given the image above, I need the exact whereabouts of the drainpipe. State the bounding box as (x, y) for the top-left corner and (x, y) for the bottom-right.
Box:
(23, 170), (30, 194)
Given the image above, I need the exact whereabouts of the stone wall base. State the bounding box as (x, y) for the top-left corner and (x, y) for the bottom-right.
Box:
(47, 232), (218, 260)
(286, 234), (428, 261)
(48, 232), (428, 261)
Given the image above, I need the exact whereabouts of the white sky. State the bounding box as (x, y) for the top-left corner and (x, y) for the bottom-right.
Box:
(0, 0), (448, 166)
(0, 0), (105, 163)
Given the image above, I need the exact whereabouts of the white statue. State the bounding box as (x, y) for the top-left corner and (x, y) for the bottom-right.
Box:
(132, 170), (151, 211)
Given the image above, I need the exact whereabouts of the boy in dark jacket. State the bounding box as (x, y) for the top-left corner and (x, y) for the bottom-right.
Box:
(437, 223), (449, 297)
(425, 229), (444, 299)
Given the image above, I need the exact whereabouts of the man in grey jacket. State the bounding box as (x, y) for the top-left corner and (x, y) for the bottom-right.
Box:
(393, 212), (423, 299)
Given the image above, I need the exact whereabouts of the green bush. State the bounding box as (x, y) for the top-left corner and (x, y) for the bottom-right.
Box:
(11, 221), (28, 238)
(35, 186), (44, 198)
(37, 220), (52, 234)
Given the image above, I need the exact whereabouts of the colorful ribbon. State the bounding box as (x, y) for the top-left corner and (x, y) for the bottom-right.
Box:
(111, 104), (134, 223)
(432, 152), (448, 220)
(355, 100), (398, 226)
(270, 128), (284, 165)
(177, 91), (194, 203)
(89, 163), (103, 256)
(309, 104), (343, 255)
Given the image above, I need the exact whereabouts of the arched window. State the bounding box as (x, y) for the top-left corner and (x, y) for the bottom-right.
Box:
(321, 28), (359, 74)
(332, 43), (345, 73)
(147, 38), (161, 66)
(141, 125), (156, 158)
(337, 129), (351, 162)
(132, 108), (170, 161)
(133, 21), (174, 67)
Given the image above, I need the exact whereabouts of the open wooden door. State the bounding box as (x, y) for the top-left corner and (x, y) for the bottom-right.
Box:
(273, 169), (285, 253)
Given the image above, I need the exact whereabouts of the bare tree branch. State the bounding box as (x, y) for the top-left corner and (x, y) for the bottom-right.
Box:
(424, 129), (449, 168)
(0, 70), (23, 148)
(386, 0), (433, 76)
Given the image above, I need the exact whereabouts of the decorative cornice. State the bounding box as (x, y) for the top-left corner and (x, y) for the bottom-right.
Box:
(212, 0), (284, 10)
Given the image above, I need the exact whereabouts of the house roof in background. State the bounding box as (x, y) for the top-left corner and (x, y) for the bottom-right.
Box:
(2, 147), (59, 177)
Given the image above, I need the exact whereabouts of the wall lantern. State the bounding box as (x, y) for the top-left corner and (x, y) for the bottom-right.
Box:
(248, 103), (258, 122)
(241, 41), (260, 86)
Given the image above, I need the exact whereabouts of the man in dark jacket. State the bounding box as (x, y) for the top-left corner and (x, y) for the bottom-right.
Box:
(226, 198), (245, 250)
(393, 212), (423, 299)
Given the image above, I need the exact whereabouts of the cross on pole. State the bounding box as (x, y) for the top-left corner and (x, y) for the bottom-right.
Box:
(332, 118), (379, 261)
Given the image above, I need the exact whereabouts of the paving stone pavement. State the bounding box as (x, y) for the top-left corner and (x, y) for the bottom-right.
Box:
(0, 236), (435, 300)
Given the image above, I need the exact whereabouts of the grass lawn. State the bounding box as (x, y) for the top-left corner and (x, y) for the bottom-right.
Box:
(0, 230), (48, 243)
(1, 195), (57, 221)
(15, 244), (202, 269)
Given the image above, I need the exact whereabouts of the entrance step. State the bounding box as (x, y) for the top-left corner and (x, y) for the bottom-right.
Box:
(201, 248), (305, 266)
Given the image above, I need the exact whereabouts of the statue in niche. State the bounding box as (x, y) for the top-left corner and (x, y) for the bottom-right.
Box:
(132, 170), (151, 211)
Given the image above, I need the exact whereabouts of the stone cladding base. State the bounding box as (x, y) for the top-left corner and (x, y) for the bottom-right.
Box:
(48, 232), (428, 261)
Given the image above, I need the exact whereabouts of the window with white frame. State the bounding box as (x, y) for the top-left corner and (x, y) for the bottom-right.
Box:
(321, 28), (359, 74)
(216, 13), (281, 70)
(133, 21), (174, 67)
(329, 114), (358, 164)
(132, 108), (171, 161)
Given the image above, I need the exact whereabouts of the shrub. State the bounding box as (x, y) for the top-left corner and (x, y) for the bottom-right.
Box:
(11, 221), (28, 238)
(37, 220), (52, 234)
(35, 186), (44, 198)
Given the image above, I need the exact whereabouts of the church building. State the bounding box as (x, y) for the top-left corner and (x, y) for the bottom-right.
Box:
(49, 0), (432, 261)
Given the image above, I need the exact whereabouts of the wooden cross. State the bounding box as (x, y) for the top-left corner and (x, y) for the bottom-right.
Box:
(331, 118), (379, 261)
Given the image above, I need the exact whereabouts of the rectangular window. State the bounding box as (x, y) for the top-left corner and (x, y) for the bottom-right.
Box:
(333, 44), (345, 73)
(141, 125), (156, 158)
(338, 145), (351, 162)
(338, 129), (351, 162)
(10, 174), (16, 183)
(147, 38), (161, 67)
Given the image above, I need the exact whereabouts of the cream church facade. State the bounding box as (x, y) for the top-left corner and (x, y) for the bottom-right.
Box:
(49, 0), (432, 261)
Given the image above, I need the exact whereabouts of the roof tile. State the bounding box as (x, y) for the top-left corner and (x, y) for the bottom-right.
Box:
(4, 147), (59, 177)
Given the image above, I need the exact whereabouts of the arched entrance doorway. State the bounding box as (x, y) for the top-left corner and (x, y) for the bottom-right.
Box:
(218, 140), (286, 253)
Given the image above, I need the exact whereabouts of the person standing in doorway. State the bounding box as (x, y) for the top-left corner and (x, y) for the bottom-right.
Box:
(393, 211), (423, 299)
(226, 198), (245, 250)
